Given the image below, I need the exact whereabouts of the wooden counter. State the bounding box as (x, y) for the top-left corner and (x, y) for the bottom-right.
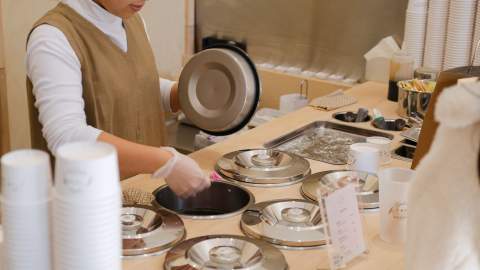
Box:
(122, 82), (410, 270)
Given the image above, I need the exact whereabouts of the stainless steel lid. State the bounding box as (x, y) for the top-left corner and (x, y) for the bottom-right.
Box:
(301, 170), (379, 210)
(164, 235), (288, 270)
(241, 199), (325, 250)
(179, 45), (261, 136)
(122, 205), (186, 257)
(215, 149), (311, 187)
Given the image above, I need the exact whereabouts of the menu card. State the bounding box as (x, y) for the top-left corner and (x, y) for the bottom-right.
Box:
(322, 184), (366, 267)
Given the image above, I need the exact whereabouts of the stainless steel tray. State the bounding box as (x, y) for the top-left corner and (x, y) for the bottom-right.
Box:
(264, 121), (394, 165)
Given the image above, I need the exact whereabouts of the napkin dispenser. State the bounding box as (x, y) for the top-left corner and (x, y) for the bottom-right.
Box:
(412, 66), (480, 168)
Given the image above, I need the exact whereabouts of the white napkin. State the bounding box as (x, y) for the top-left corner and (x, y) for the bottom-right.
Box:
(309, 90), (358, 111)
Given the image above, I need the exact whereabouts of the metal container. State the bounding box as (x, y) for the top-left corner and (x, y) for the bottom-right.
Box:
(215, 149), (311, 187)
(179, 45), (261, 136)
(332, 111), (372, 123)
(121, 205), (185, 257)
(164, 235), (288, 270)
(301, 170), (379, 210)
(241, 199), (325, 250)
(397, 80), (435, 118)
(392, 145), (416, 162)
(153, 181), (254, 219)
(372, 118), (407, 131)
(264, 121), (394, 165)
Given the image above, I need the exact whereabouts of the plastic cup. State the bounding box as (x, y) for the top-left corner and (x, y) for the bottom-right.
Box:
(379, 168), (415, 244)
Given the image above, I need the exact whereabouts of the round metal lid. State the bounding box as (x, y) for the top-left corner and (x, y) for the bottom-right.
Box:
(164, 235), (288, 270)
(301, 170), (379, 210)
(215, 149), (311, 187)
(240, 199), (325, 250)
(179, 45), (261, 136)
(122, 205), (186, 257)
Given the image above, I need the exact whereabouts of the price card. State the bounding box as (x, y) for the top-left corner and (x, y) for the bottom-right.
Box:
(324, 184), (366, 265)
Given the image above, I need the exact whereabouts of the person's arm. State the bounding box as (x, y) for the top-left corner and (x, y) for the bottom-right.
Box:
(159, 79), (180, 113)
(97, 132), (172, 179)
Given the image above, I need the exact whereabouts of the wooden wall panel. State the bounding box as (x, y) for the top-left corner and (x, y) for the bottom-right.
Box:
(0, 68), (9, 155)
(258, 69), (352, 109)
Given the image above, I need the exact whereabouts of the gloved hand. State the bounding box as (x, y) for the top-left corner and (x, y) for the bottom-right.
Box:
(153, 147), (211, 198)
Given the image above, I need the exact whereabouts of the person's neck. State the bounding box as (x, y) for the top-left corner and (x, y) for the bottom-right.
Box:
(92, 0), (107, 11)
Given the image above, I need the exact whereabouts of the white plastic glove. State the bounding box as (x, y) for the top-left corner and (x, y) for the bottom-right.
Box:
(153, 147), (211, 198)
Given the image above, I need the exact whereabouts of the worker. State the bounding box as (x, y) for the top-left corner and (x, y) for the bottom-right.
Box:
(26, 0), (211, 197)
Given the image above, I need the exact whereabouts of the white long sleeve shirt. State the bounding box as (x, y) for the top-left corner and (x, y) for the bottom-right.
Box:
(26, 0), (175, 153)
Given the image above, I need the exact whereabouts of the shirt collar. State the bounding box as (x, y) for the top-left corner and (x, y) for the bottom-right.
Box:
(62, 0), (123, 26)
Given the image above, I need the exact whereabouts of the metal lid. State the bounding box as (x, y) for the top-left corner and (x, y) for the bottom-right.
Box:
(179, 45), (261, 136)
(164, 235), (288, 270)
(122, 205), (186, 257)
(215, 149), (311, 187)
(301, 170), (379, 210)
(241, 199), (325, 250)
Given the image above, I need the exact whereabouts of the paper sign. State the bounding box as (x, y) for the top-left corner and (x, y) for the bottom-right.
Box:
(324, 184), (366, 264)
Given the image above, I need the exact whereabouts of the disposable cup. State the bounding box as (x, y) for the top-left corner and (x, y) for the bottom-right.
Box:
(379, 168), (415, 244)
(54, 142), (120, 200)
(346, 143), (380, 174)
(366, 137), (392, 164)
(1, 149), (52, 202)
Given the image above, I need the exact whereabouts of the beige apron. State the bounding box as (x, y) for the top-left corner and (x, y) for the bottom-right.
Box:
(26, 3), (167, 153)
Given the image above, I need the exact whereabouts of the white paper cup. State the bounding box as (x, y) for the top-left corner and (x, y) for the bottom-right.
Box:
(1, 149), (52, 203)
(366, 137), (392, 164)
(280, 93), (309, 113)
(2, 200), (52, 270)
(55, 142), (120, 200)
(347, 143), (381, 174)
(379, 168), (415, 244)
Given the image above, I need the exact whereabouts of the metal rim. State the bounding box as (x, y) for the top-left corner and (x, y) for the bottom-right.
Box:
(179, 45), (261, 136)
(215, 149), (311, 187)
(152, 180), (255, 220)
(240, 199), (326, 249)
(164, 235), (288, 270)
(201, 45), (261, 136)
(300, 170), (380, 210)
(121, 204), (186, 257)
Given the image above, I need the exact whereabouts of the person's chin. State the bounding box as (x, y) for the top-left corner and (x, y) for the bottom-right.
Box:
(120, 10), (136, 19)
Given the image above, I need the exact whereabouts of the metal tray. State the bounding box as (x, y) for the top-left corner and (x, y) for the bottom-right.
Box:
(264, 121), (394, 165)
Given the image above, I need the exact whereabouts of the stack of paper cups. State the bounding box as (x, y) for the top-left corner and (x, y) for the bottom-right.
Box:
(53, 142), (121, 270)
(472, 3), (480, 66)
(423, 0), (450, 71)
(443, 0), (476, 70)
(404, 0), (428, 68)
(1, 150), (52, 270)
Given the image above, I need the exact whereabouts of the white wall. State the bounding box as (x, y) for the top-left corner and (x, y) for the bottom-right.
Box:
(141, 0), (187, 80)
(1, 0), (58, 149)
(1, 0), (187, 149)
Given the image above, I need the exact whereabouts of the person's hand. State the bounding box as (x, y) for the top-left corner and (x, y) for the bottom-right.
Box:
(153, 147), (211, 198)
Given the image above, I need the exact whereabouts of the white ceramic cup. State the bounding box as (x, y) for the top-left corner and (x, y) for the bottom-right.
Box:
(378, 168), (415, 244)
(1, 149), (52, 202)
(279, 93), (309, 113)
(366, 137), (392, 164)
(54, 142), (120, 201)
(347, 143), (381, 174)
